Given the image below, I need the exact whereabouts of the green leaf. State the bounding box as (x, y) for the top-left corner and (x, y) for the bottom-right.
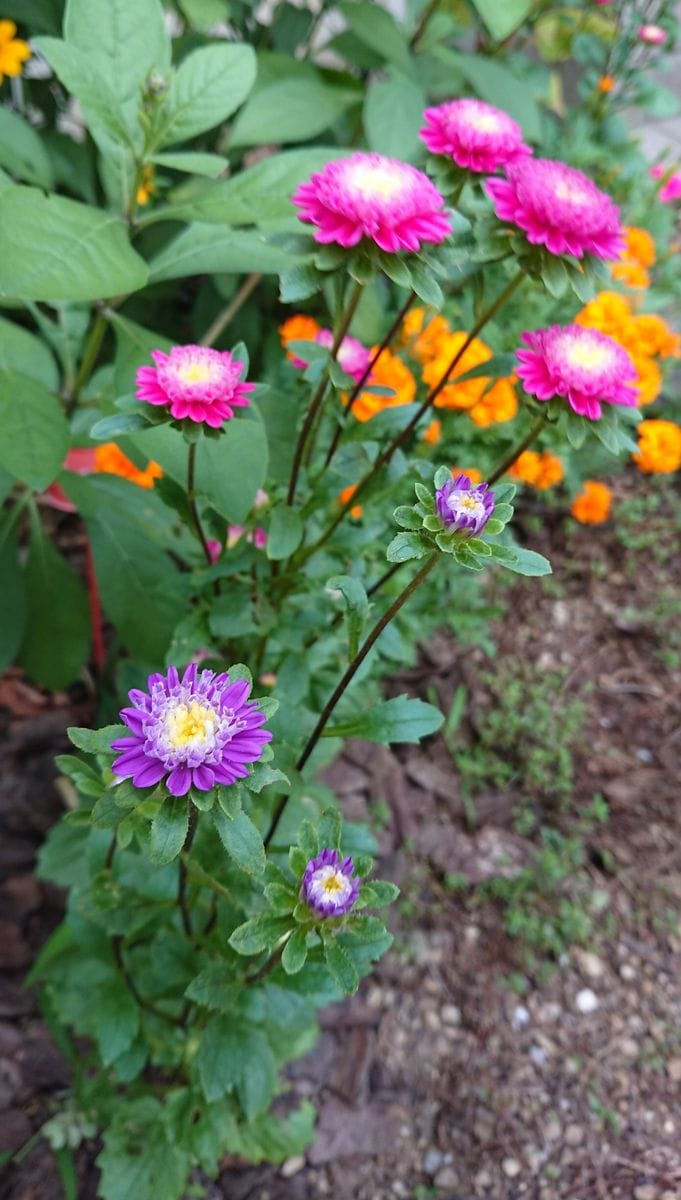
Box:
(358, 880), (399, 908)
(540, 255), (569, 298)
(0, 532), (26, 674)
(326, 574), (369, 660)
(156, 44), (256, 147)
(179, 0), (230, 29)
(229, 915), (292, 956)
(0, 317), (59, 390)
(340, 1), (411, 69)
(149, 224), (307, 281)
(213, 806), (266, 875)
(297, 820), (319, 859)
(495, 545), (552, 576)
(185, 963), (238, 1012)
(0, 187), (148, 302)
(34, 37), (140, 151)
(94, 979), (139, 1066)
(281, 928), (308, 975)
(196, 1016), (247, 1101)
(325, 695), (443, 744)
(469, 0), (535, 43)
(150, 151), (228, 178)
(149, 796), (189, 864)
(230, 76), (360, 147)
(90, 412), (153, 439)
(386, 532), (429, 562)
(393, 506), (422, 531)
(323, 936), (359, 994)
(438, 47), (541, 139)
(0, 371), (69, 490)
(19, 523), (90, 690)
(97, 1098), (189, 1200)
(237, 1030), (277, 1118)
(68, 724), (126, 754)
(364, 69), (426, 161)
(0, 106), (53, 188)
(266, 505), (303, 560)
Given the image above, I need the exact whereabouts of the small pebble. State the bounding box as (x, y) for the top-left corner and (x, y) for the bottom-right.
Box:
(635, 747), (654, 763)
(575, 949), (605, 979)
(575, 988), (599, 1014)
(512, 1005), (531, 1029)
(280, 1155), (305, 1178)
(433, 1166), (459, 1188)
(422, 1149), (444, 1175)
(620, 963), (637, 981)
(441, 1004), (461, 1026)
(565, 1124), (584, 1146)
(529, 1045), (547, 1065)
(667, 1056), (681, 1083)
(502, 1157), (521, 1178)
(634, 1186), (658, 1200)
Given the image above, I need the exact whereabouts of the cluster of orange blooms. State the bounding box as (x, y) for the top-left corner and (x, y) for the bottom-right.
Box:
(401, 308), (518, 430)
(576, 290), (680, 407)
(570, 481), (612, 525)
(95, 443), (163, 490)
(611, 226), (656, 290)
(509, 450), (564, 490)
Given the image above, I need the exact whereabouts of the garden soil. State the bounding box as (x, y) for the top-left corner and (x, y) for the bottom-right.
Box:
(1, 476), (680, 1200)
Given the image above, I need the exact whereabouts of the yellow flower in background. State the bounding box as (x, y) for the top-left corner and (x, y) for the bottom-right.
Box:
(509, 449), (564, 490)
(632, 313), (681, 359)
(576, 290), (678, 407)
(136, 164), (156, 207)
(450, 466), (482, 485)
(338, 484), (363, 518)
(345, 347), (415, 422)
(571, 481), (612, 525)
(0, 19), (30, 83)
(469, 377), (518, 427)
(597, 74), (615, 93)
(630, 354), (662, 406)
(633, 419), (681, 474)
(611, 225), (656, 289)
(423, 333), (492, 410)
(401, 306), (450, 364)
(422, 417), (442, 445)
(94, 443), (163, 489)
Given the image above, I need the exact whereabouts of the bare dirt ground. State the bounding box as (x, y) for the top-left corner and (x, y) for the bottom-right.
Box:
(1, 472), (680, 1200)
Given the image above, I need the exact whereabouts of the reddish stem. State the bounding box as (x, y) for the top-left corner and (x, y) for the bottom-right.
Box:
(85, 538), (105, 673)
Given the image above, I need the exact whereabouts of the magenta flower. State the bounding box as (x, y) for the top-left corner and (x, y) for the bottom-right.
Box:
(111, 664), (272, 796)
(135, 345), (254, 429)
(435, 474), (495, 536)
(301, 849), (360, 918)
(638, 24), (667, 44)
(651, 164), (681, 202)
(516, 325), (638, 420)
(292, 152), (451, 254)
(485, 158), (624, 259)
(420, 98), (531, 174)
(316, 329), (371, 381)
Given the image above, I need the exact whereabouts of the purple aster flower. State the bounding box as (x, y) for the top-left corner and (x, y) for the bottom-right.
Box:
(111, 664), (272, 797)
(435, 474), (495, 536)
(301, 849), (360, 918)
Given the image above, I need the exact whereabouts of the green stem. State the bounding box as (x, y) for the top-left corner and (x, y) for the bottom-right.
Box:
(286, 280), (364, 506)
(264, 553), (438, 848)
(178, 806), (199, 938)
(244, 935), (292, 984)
(409, 0), (440, 49)
(113, 937), (178, 1025)
(201, 272), (263, 347)
(299, 270), (526, 566)
(66, 311), (107, 411)
(487, 410), (549, 485)
(323, 290), (417, 469)
(186, 440), (213, 567)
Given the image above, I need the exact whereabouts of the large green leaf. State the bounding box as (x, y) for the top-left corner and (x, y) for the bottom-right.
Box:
(94, 979), (139, 1066)
(0, 320), (59, 390)
(229, 76), (361, 147)
(97, 1099), (189, 1200)
(155, 44), (256, 147)
(0, 531), (26, 674)
(34, 37), (141, 152)
(19, 521), (91, 690)
(213, 805), (266, 875)
(0, 107), (54, 188)
(196, 1017), (247, 1102)
(325, 695), (444, 744)
(339, 1), (411, 72)
(0, 370), (69, 490)
(364, 69), (426, 161)
(150, 796), (189, 865)
(149, 224), (309, 281)
(0, 187), (148, 302)
(469, 0), (535, 41)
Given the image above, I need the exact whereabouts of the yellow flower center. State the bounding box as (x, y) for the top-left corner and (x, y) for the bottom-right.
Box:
(565, 338), (613, 371)
(177, 361), (218, 385)
(165, 701), (216, 750)
(320, 871), (346, 895)
(471, 111), (501, 132)
(347, 163), (403, 201)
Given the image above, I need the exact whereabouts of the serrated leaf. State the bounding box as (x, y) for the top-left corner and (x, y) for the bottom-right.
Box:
(393, 506), (422, 531)
(324, 695), (443, 744)
(326, 574), (369, 660)
(94, 979), (139, 1066)
(149, 795), (188, 865)
(229, 915), (292, 956)
(386, 532), (429, 562)
(358, 880), (399, 908)
(213, 806), (265, 875)
(323, 937), (359, 994)
(297, 820), (319, 859)
(185, 964), (238, 1012)
(281, 928), (308, 975)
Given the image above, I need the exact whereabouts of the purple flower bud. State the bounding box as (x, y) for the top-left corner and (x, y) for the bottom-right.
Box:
(301, 849), (360, 918)
(435, 474), (495, 536)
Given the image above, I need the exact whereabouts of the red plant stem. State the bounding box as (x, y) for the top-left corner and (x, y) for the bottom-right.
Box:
(85, 538), (105, 673)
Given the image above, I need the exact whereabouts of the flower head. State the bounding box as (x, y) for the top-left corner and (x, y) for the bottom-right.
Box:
(638, 24), (667, 44)
(135, 345), (254, 429)
(0, 20), (31, 83)
(401, 306), (451, 364)
(111, 664), (272, 796)
(422, 417), (442, 445)
(301, 849), (360, 918)
(279, 314), (321, 367)
(651, 164), (681, 203)
(597, 75), (615, 94)
(570, 481), (612, 524)
(339, 484), (363, 519)
(450, 465), (482, 485)
(611, 225), (656, 289)
(435, 474), (495, 536)
(509, 449), (564, 489)
(94, 443), (163, 489)
(346, 347), (416, 421)
(486, 157), (624, 259)
(469, 378), (518, 427)
(516, 324), (638, 419)
(292, 152), (451, 254)
(420, 98), (531, 174)
(315, 328), (371, 381)
(633, 419), (681, 474)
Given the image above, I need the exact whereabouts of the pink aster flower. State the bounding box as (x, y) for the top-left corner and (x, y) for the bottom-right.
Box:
(651, 164), (681, 202)
(516, 324), (638, 420)
(292, 152), (451, 254)
(486, 158), (624, 259)
(135, 345), (254, 429)
(420, 98), (531, 174)
(638, 24), (667, 44)
(315, 328), (371, 381)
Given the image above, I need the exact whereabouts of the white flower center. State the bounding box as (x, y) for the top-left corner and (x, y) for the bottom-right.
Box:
(562, 336), (614, 372)
(346, 163), (403, 201)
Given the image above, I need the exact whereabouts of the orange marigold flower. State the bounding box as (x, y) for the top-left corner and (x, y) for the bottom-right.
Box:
(576, 290), (635, 342)
(570, 480), (612, 524)
(631, 313), (681, 359)
(422, 332), (493, 411)
(633, 419), (681, 473)
(279, 314), (321, 362)
(422, 417), (442, 445)
(401, 306), (451, 363)
(347, 347), (416, 422)
(509, 449), (564, 489)
(339, 483), (363, 518)
(597, 75), (615, 93)
(611, 260), (650, 289)
(94, 443), (163, 490)
(136, 164), (156, 207)
(630, 353), (662, 406)
(469, 377), (518, 427)
(451, 466), (482, 485)
(0, 20), (31, 83)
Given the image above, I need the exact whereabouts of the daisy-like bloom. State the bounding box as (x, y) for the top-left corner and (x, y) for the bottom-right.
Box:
(111, 663), (272, 796)
(651, 164), (681, 203)
(420, 98), (531, 175)
(469, 378), (518, 427)
(435, 474), (495, 536)
(339, 484), (363, 519)
(633, 419), (681, 474)
(450, 465), (483, 485)
(301, 849), (360, 918)
(422, 417), (442, 445)
(638, 24), (667, 44)
(570, 481), (612, 524)
(509, 449), (564, 489)
(135, 345), (254, 429)
(516, 324), (638, 419)
(0, 20), (31, 84)
(611, 225), (656, 289)
(346, 347), (416, 422)
(94, 443), (163, 490)
(292, 152), (451, 254)
(486, 157), (624, 260)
